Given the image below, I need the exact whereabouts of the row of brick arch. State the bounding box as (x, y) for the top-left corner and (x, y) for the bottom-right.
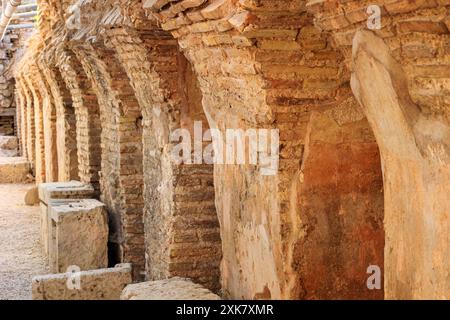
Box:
(12, 0), (449, 300)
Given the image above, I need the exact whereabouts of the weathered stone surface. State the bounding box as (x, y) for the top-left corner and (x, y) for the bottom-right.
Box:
(0, 136), (18, 150)
(8, 0), (449, 301)
(0, 157), (30, 183)
(24, 186), (39, 206)
(48, 199), (108, 273)
(0, 30), (19, 138)
(120, 277), (221, 300)
(32, 263), (132, 300)
(38, 181), (96, 205)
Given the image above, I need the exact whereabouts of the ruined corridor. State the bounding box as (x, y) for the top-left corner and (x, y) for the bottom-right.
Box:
(0, 0), (448, 301)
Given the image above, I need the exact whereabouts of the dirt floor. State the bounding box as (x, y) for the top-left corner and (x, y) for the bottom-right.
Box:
(0, 183), (48, 300)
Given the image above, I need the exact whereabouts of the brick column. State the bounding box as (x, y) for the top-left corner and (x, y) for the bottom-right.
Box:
(24, 64), (46, 183)
(15, 82), (27, 158)
(18, 77), (35, 172)
(58, 49), (102, 191)
(146, 0), (384, 299)
(71, 43), (145, 279)
(40, 65), (79, 182)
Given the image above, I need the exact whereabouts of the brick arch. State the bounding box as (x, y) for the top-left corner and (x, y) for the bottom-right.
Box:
(69, 42), (145, 280)
(15, 80), (29, 160)
(23, 63), (46, 184)
(145, 0), (385, 299)
(33, 62), (59, 182)
(100, 24), (222, 292)
(57, 49), (103, 191)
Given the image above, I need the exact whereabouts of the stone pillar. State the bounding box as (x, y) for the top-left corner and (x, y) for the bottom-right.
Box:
(24, 65), (46, 183)
(58, 49), (102, 191)
(307, 0), (450, 300)
(351, 30), (449, 300)
(70, 42), (145, 279)
(34, 63), (58, 182)
(40, 65), (79, 182)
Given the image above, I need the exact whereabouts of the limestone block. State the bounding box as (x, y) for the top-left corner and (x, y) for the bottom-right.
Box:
(38, 181), (96, 257)
(32, 264), (132, 300)
(0, 157), (30, 183)
(120, 277), (221, 300)
(47, 199), (108, 273)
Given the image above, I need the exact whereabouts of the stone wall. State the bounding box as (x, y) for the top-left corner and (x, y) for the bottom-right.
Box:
(9, 0), (449, 300)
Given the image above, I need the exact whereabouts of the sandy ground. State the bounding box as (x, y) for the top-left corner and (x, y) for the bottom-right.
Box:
(0, 183), (48, 300)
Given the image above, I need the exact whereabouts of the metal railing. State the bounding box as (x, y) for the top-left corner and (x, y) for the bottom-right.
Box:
(0, 0), (37, 40)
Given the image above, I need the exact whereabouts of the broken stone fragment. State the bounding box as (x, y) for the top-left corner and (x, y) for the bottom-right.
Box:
(32, 263), (133, 300)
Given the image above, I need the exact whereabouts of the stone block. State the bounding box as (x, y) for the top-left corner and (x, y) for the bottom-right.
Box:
(0, 135), (18, 151)
(38, 181), (96, 205)
(32, 264), (132, 300)
(0, 157), (30, 183)
(48, 199), (108, 273)
(24, 186), (39, 206)
(38, 181), (96, 257)
(120, 277), (221, 300)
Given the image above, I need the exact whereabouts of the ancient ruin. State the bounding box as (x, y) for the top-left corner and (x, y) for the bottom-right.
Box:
(0, 0), (448, 300)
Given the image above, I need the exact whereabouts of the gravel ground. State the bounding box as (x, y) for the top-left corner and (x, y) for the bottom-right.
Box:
(0, 184), (48, 300)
